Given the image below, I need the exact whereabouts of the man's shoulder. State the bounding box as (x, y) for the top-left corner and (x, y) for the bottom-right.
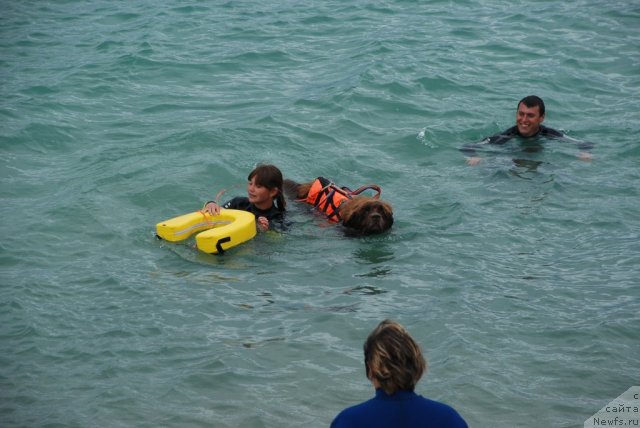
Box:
(413, 395), (469, 427)
(539, 125), (564, 138)
(330, 398), (377, 428)
(486, 126), (518, 144)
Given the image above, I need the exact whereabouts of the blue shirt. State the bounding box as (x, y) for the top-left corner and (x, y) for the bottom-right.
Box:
(331, 389), (468, 428)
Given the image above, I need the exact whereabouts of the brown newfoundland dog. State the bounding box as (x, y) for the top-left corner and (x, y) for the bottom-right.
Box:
(284, 176), (394, 236)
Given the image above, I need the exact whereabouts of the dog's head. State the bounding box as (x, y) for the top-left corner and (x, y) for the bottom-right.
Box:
(339, 197), (394, 236)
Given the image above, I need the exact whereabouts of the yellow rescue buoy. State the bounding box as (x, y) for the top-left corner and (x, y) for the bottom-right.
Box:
(156, 209), (256, 254)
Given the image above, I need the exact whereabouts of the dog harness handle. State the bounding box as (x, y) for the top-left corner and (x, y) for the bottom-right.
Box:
(345, 184), (382, 199)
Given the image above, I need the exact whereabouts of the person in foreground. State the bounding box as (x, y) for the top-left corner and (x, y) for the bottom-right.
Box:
(203, 164), (286, 232)
(462, 95), (593, 166)
(331, 320), (468, 428)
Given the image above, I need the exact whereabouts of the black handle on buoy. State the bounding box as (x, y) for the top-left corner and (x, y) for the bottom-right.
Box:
(215, 236), (231, 255)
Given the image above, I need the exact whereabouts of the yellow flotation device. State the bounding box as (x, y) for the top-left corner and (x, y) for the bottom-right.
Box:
(156, 209), (256, 254)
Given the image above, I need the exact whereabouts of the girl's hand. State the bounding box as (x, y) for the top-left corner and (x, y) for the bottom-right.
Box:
(257, 216), (269, 231)
(203, 201), (221, 216)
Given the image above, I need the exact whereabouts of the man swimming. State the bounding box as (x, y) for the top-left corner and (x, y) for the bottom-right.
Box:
(462, 95), (593, 166)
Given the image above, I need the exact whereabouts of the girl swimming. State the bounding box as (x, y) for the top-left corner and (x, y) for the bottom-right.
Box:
(203, 164), (286, 232)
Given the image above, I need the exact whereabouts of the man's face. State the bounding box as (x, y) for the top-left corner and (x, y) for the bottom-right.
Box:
(516, 103), (545, 137)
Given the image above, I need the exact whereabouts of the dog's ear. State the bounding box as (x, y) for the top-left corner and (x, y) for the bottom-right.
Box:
(380, 202), (394, 227)
(340, 199), (366, 230)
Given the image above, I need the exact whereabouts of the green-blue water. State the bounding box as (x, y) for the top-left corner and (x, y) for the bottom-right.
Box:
(1, 1), (639, 427)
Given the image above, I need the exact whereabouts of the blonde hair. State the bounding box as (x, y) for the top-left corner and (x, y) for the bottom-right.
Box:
(364, 319), (427, 395)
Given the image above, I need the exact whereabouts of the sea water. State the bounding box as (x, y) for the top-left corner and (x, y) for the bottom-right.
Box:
(1, 1), (639, 427)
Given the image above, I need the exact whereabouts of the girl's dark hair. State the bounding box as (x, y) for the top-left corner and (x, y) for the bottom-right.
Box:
(248, 164), (286, 211)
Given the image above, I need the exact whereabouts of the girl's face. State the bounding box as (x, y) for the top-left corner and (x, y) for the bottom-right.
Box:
(247, 175), (277, 209)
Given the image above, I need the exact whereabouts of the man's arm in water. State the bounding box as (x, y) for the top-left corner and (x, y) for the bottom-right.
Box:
(461, 127), (518, 165)
(462, 126), (594, 165)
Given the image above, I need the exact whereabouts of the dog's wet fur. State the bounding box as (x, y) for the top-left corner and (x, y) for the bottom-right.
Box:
(284, 179), (394, 236)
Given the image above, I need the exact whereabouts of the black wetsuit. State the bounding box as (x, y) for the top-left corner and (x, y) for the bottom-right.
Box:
(222, 197), (286, 231)
(460, 125), (593, 157)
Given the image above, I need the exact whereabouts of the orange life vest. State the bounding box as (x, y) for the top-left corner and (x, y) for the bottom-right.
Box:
(304, 177), (350, 222)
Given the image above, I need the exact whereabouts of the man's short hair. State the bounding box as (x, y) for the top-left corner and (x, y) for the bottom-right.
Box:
(519, 95), (545, 116)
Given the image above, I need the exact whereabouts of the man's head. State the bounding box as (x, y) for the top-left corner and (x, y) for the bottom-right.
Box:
(363, 319), (426, 395)
(516, 95), (546, 137)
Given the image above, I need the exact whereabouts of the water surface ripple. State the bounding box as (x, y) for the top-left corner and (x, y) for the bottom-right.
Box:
(1, 1), (639, 427)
